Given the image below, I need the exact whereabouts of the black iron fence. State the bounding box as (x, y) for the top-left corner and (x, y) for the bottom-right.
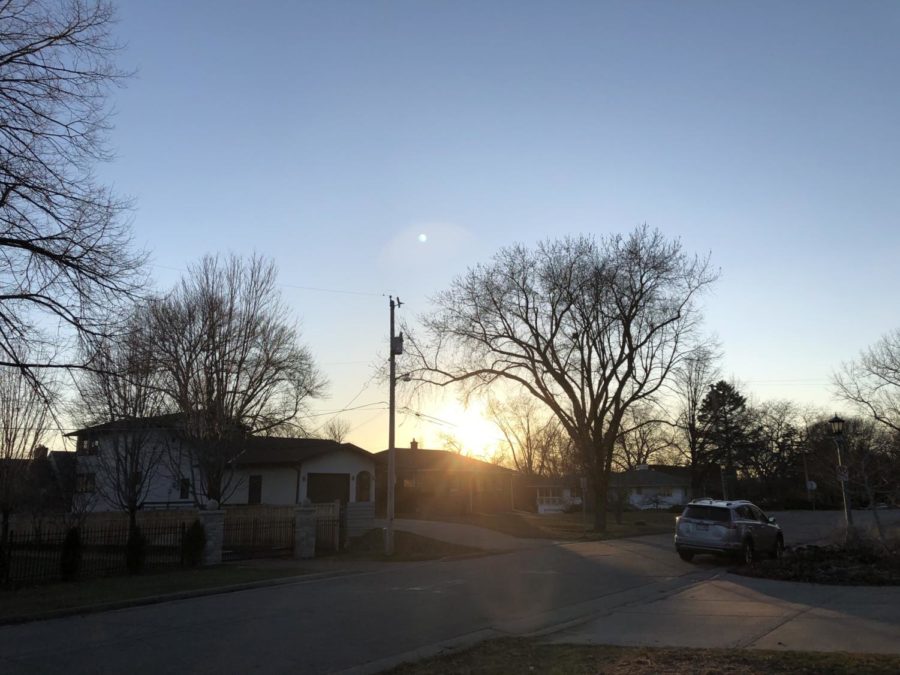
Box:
(0, 521), (189, 589)
(314, 503), (346, 554)
(222, 515), (294, 561)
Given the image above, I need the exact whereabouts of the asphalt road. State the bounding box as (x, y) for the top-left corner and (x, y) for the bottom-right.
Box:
(0, 510), (897, 674)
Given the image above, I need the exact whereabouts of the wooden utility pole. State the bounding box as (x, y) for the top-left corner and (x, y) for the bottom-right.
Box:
(385, 296), (402, 555)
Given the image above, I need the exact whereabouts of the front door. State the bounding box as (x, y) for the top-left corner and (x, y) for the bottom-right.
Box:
(307, 473), (350, 504)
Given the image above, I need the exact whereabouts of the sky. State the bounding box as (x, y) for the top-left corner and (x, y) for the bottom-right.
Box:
(96, 0), (900, 457)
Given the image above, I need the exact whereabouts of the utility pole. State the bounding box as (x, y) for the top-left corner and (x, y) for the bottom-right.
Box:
(385, 296), (403, 555)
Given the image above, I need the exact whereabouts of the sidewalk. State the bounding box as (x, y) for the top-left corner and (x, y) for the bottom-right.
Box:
(545, 571), (900, 654)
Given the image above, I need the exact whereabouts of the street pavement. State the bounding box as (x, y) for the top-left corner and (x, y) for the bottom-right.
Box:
(0, 511), (897, 674)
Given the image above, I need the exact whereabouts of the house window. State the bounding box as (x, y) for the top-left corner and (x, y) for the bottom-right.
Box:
(78, 437), (100, 456)
(76, 472), (96, 493)
(179, 478), (191, 500)
(657, 487), (672, 497)
(248, 475), (262, 505)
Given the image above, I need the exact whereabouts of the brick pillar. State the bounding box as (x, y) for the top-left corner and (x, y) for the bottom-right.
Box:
(199, 509), (225, 566)
(294, 506), (316, 559)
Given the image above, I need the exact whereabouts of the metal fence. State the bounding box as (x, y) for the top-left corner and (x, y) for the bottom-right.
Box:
(0, 521), (189, 588)
(314, 502), (343, 553)
(222, 515), (294, 561)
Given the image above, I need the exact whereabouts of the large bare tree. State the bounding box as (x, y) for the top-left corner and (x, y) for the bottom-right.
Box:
(72, 312), (169, 533)
(834, 327), (900, 433)
(408, 227), (715, 530)
(0, 1), (145, 377)
(149, 254), (326, 504)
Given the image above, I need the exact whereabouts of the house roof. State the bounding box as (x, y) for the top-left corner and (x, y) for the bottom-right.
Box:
(65, 413), (184, 437)
(373, 447), (513, 474)
(235, 437), (372, 466)
(610, 468), (689, 488)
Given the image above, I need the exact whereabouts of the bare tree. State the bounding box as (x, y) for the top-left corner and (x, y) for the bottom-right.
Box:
(487, 393), (574, 476)
(321, 417), (351, 443)
(613, 403), (676, 471)
(149, 254), (326, 504)
(742, 399), (803, 500)
(834, 328), (900, 433)
(0, 1), (145, 377)
(669, 343), (721, 497)
(0, 356), (57, 550)
(71, 312), (169, 533)
(407, 227), (715, 530)
(438, 432), (466, 455)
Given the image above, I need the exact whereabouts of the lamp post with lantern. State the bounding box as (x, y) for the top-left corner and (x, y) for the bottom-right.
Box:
(828, 414), (854, 535)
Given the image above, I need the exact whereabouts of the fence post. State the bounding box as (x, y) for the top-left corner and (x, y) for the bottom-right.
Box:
(294, 506), (316, 559)
(199, 509), (225, 566)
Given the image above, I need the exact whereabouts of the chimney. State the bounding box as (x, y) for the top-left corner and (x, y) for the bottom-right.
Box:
(410, 438), (418, 450)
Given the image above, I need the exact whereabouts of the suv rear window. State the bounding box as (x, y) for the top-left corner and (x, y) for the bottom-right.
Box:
(683, 506), (731, 522)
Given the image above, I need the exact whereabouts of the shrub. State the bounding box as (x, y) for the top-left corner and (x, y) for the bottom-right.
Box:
(126, 526), (147, 575)
(60, 527), (82, 582)
(182, 520), (206, 567)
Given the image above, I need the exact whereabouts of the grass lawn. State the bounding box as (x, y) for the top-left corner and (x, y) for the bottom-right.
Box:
(386, 637), (900, 674)
(0, 563), (311, 622)
(423, 510), (676, 541)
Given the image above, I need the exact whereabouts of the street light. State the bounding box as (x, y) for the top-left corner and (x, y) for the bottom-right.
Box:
(829, 414), (854, 537)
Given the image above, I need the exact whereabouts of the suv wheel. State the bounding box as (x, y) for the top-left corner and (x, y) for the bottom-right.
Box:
(678, 549), (694, 562)
(741, 539), (755, 565)
(771, 536), (784, 560)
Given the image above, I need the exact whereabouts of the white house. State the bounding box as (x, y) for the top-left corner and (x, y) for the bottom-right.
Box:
(230, 436), (375, 506)
(609, 466), (690, 510)
(68, 415), (376, 511)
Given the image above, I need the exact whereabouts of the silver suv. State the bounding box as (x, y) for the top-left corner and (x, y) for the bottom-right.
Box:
(674, 499), (783, 564)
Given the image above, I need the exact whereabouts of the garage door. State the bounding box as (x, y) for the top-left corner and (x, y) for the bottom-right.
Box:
(307, 473), (350, 504)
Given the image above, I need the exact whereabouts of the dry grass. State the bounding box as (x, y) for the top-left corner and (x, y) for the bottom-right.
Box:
(386, 638), (900, 674)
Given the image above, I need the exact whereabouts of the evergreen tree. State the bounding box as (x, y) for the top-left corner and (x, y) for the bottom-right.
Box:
(698, 381), (752, 498)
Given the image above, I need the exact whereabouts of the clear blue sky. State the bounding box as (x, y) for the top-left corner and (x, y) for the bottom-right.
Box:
(100, 1), (900, 453)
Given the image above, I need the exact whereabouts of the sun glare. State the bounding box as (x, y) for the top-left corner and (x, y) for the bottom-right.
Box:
(430, 401), (505, 461)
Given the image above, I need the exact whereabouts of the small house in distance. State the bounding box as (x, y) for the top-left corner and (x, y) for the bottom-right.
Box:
(374, 440), (515, 517)
(519, 474), (584, 514)
(609, 465), (690, 510)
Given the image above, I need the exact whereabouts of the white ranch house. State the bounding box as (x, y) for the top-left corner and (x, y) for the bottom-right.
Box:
(68, 415), (375, 512)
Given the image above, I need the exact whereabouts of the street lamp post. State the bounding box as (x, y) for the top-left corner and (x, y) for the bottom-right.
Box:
(828, 414), (854, 537)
